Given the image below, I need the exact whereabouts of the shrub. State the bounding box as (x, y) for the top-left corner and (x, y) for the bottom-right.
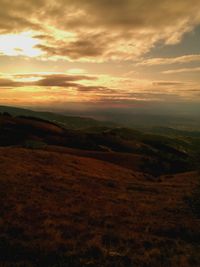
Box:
(23, 140), (46, 149)
(185, 183), (200, 218)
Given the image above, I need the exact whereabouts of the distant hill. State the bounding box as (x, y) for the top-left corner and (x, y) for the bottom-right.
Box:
(0, 105), (117, 130)
(150, 126), (200, 138)
(1, 111), (199, 176)
(91, 112), (200, 131)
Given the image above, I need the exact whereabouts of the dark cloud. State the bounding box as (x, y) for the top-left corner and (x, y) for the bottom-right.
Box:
(0, 78), (24, 87)
(153, 82), (184, 86)
(1, 0), (200, 60)
(33, 74), (96, 87)
(0, 0), (45, 33)
(0, 73), (113, 94)
(35, 32), (108, 60)
(55, 0), (200, 30)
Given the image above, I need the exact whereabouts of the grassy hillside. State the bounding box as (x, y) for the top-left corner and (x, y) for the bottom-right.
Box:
(0, 147), (200, 267)
(1, 111), (200, 175)
(1, 106), (200, 266)
(1, 112), (198, 175)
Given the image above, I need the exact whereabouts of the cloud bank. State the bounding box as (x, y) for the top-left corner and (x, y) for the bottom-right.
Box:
(0, 72), (199, 107)
(1, 0), (200, 61)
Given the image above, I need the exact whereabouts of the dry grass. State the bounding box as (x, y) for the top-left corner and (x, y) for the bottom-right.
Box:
(0, 147), (200, 267)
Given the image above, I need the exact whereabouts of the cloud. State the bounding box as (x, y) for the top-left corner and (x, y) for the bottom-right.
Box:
(138, 55), (200, 66)
(0, 78), (23, 87)
(32, 73), (97, 87)
(0, 1), (44, 33)
(163, 67), (200, 74)
(0, 0), (200, 61)
(0, 73), (114, 94)
(35, 35), (107, 60)
(0, 72), (200, 107)
(153, 81), (184, 86)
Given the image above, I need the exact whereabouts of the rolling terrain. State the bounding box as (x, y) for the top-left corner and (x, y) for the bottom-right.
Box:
(1, 147), (200, 267)
(1, 110), (199, 176)
(0, 105), (116, 130)
(0, 108), (200, 266)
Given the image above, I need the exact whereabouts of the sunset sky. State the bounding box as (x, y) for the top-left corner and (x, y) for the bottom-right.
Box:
(0, 0), (200, 112)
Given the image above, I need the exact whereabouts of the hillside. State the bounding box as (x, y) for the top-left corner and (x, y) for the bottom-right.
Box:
(0, 147), (200, 267)
(0, 105), (116, 130)
(1, 112), (198, 176)
(0, 109), (200, 266)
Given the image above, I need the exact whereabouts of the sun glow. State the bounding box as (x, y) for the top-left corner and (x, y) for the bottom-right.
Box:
(67, 68), (86, 74)
(0, 32), (43, 57)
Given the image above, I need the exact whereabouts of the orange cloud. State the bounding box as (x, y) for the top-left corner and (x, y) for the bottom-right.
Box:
(0, 0), (200, 61)
(138, 55), (200, 66)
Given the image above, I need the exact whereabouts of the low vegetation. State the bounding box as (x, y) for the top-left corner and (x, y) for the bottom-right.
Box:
(0, 148), (200, 267)
(185, 176), (200, 218)
(0, 108), (200, 266)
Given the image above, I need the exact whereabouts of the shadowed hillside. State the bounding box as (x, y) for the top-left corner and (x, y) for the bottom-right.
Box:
(0, 109), (200, 267)
(0, 147), (200, 267)
(1, 112), (198, 176)
(0, 105), (117, 130)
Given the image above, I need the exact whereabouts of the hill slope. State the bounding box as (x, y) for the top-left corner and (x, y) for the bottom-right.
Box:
(0, 147), (200, 267)
(0, 105), (116, 130)
(1, 112), (197, 176)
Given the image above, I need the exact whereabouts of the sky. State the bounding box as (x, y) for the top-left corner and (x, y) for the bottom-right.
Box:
(0, 0), (200, 114)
